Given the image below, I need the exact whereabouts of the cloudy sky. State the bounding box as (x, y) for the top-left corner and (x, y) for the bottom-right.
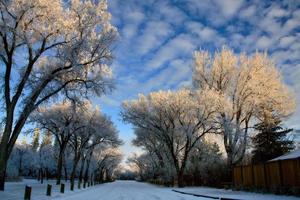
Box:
(91, 0), (300, 159)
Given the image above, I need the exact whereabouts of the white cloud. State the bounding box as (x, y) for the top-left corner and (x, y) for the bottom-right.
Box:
(279, 36), (297, 48)
(239, 5), (256, 19)
(146, 34), (197, 69)
(135, 20), (173, 55)
(283, 18), (300, 32)
(215, 0), (244, 18)
(256, 35), (274, 49)
(186, 22), (219, 42)
(156, 1), (187, 25)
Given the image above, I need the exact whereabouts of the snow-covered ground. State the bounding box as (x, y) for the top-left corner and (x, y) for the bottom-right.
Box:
(1, 179), (93, 200)
(174, 186), (300, 200)
(1, 179), (300, 200)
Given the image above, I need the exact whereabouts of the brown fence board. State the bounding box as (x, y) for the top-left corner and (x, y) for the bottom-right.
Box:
(253, 164), (265, 187)
(233, 158), (300, 190)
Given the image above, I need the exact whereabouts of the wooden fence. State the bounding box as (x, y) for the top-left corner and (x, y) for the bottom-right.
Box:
(233, 158), (300, 190)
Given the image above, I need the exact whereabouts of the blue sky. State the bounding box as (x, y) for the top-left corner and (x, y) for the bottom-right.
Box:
(88, 0), (300, 159)
(17, 0), (299, 160)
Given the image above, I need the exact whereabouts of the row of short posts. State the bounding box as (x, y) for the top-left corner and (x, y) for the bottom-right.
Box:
(24, 183), (64, 200)
(24, 181), (96, 200)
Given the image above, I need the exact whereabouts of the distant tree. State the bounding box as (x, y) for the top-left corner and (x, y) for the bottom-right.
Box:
(252, 116), (294, 163)
(31, 128), (40, 152)
(94, 148), (122, 182)
(32, 102), (77, 184)
(38, 130), (54, 182)
(41, 131), (53, 147)
(14, 139), (31, 176)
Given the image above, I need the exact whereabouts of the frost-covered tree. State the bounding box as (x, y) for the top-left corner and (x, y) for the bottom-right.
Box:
(94, 148), (122, 182)
(68, 102), (122, 190)
(132, 128), (167, 178)
(192, 47), (296, 169)
(37, 131), (55, 182)
(41, 131), (52, 147)
(31, 128), (40, 152)
(0, 0), (117, 190)
(32, 101), (79, 184)
(122, 89), (219, 187)
(127, 152), (158, 181)
(8, 139), (32, 177)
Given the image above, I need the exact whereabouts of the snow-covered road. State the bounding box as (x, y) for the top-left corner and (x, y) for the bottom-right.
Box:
(52, 181), (199, 200)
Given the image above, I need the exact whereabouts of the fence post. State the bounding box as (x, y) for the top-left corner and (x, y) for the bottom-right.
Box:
(46, 184), (52, 196)
(24, 185), (31, 200)
(60, 183), (65, 193)
(83, 182), (86, 188)
(88, 181), (90, 187)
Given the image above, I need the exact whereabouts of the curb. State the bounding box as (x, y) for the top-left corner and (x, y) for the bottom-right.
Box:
(172, 189), (243, 200)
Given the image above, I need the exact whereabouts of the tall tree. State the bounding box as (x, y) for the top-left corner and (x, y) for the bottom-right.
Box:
(252, 116), (294, 163)
(122, 89), (218, 187)
(0, 0), (117, 190)
(192, 47), (296, 169)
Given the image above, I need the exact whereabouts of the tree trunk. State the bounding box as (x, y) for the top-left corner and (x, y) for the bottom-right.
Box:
(64, 163), (68, 182)
(177, 170), (184, 188)
(41, 169), (44, 184)
(18, 156), (23, 177)
(46, 168), (49, 180)
(0, 118), (13, 191)
(83, 157), (91, 186)
(56, 148), (64, 185)
(0, 157), (7, 191)
(70, 155), (80, 191)
(78, 158), (85, 188)
(84, 150), (93, 185)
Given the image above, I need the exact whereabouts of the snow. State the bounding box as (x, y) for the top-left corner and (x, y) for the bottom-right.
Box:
(1, 180), (300, 200)
(0, 179), (93, 200)
(269, 149), (300, 161)
(51, 181), (199, 200)
(174, 186), (300, 200)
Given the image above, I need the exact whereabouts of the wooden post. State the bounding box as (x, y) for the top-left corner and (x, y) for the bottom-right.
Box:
(60, 183), (65, 193)
(78, 181), (81, 189)
(24, 185), (31, 200)
(88, 181), (90, 187)
(46, 184), (52, 196)
(83, 182), (86, 188)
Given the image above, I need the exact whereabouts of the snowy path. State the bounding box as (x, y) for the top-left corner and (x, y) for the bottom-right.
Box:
(52, 181), (199, 200)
